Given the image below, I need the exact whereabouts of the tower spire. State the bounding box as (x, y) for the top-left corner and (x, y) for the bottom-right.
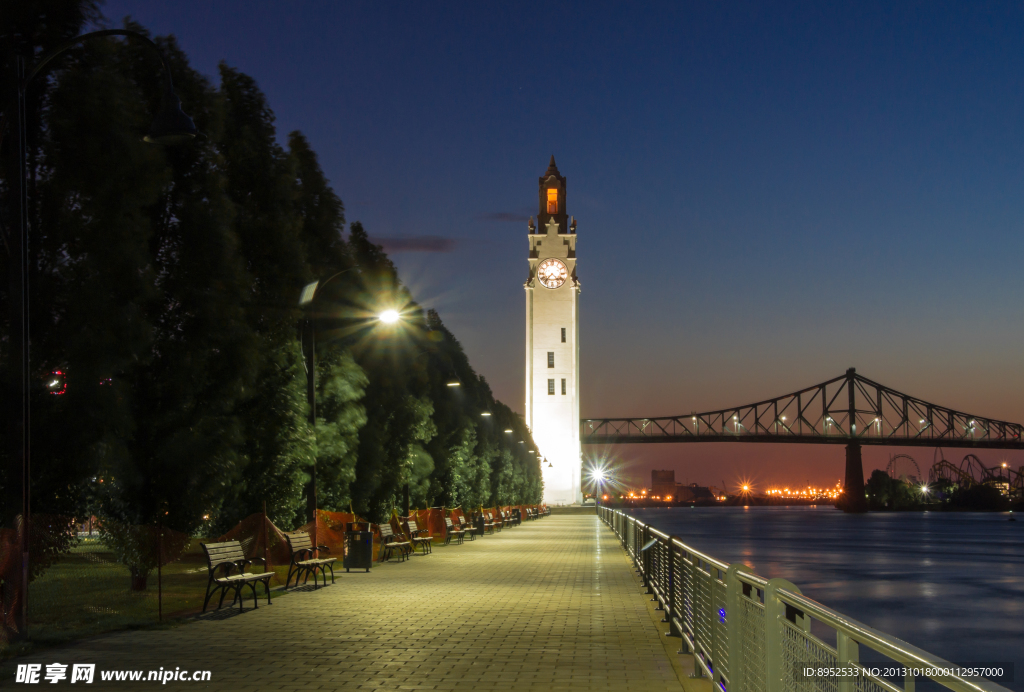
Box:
(538, 155), (567, 232)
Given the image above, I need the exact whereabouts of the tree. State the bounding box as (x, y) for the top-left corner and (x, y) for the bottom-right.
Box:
(15, 28), (260, 588)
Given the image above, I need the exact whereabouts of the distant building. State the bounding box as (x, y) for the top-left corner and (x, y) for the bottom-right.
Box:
(674, 483), (715, 502)
(652, 470), (676, 497)
(647, 469), (717, 502)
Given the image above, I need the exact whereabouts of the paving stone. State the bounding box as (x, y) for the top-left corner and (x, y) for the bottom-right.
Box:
(1, 516), (694, 691)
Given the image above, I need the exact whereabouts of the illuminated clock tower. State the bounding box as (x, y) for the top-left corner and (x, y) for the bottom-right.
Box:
(525, 156), (582, 505)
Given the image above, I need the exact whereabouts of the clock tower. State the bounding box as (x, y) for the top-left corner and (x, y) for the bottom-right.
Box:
(525, 156), (582, 505)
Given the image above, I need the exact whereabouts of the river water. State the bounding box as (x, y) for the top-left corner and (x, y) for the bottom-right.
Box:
(622, 506), (1023, 690)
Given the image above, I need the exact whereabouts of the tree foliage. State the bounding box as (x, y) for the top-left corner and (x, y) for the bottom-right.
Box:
(1, 5), (542, 584)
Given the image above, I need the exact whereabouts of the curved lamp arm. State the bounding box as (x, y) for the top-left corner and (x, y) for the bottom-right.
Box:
(1, 28), (197, 152)
(25, 29), (172, 89)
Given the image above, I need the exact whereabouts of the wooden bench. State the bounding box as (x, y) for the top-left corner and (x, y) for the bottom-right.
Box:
(284, 531), (336, 589)
(457, 515), (476, 540)
(484, 511), (500, 533)
(200, 540), (273, 613)
(525, 508), (536, 520)
(378, 523), (412, 562)
(444, 517), (466, 545)
(404, 519), (433, 554)
(500, 510), (515, 528)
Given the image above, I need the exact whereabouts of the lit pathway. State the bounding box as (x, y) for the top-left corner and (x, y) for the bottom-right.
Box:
(2, 514), (695, 691)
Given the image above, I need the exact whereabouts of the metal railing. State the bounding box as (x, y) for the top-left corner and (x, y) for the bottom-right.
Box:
(599, 506), (1010, 692)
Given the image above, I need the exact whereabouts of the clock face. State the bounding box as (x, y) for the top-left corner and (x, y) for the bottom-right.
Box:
(537, 258), (568, 289)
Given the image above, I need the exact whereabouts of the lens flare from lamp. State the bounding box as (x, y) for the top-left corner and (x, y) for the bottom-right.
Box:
(379, 309), (400, 324)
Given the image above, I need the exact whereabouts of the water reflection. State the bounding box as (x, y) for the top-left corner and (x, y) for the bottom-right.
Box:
(626, 506), (1023, 691)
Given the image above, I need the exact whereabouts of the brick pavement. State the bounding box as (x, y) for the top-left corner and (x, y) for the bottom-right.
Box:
(2, 515), (698, 691)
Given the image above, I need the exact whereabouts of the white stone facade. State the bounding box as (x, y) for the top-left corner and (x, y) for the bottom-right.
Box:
(525, 216), (582, 506)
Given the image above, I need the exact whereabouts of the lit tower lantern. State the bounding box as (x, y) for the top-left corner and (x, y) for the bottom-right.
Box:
(524, 156), (581, 505)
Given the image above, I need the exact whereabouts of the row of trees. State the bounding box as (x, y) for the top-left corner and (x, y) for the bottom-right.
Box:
(1, 3), (542, 553)
(864, 471), (1011, 510)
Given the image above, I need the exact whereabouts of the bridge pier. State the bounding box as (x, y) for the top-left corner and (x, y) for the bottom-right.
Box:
(843, 442), (867, 513)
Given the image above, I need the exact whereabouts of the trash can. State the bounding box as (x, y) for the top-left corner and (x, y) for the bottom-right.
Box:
(344, 522), (373, 572)
(472, 513), (486, 536)
(512, 508), (522, 526)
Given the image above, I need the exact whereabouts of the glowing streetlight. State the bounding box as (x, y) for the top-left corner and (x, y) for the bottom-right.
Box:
(378, 309), (400, 324)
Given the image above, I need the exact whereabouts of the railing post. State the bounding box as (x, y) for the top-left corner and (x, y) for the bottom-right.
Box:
(666, 536), (680, 636)
(837, 631), (860, 692)
(763, 578), (803, 692)
(725, 564), (754, 692)
(643, 526), (653, 593)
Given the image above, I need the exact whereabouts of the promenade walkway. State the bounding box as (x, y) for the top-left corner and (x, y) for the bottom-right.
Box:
(1, 515), (697, 691)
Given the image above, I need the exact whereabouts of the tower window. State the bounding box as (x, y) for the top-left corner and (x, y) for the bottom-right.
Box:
(561, 378), (566, 395)
(547, 352), (554, 368)
(548, 379), (555, 395)
(547, 188), (558, 214)
(561, 327), (566, 343)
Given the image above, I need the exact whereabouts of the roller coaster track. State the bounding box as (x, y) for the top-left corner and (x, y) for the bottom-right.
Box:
(929, 456), (1024, 498)
(582, 368), (1024, 449)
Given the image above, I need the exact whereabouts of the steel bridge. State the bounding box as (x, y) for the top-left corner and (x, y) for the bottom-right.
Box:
(580, 368), (1024, 510)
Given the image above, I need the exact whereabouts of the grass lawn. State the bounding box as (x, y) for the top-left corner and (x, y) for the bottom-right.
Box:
(14, 536), (292, 651)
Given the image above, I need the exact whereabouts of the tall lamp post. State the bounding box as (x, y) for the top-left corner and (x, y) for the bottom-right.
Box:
(2, 29), (196, 640)
(298, 270), (359, 522)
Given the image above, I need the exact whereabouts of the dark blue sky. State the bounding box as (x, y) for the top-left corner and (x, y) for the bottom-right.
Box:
(100, 0), (1024, 488)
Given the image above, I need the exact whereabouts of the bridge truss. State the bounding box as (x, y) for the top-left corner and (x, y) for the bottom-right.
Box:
(581, 368), (1024, 450)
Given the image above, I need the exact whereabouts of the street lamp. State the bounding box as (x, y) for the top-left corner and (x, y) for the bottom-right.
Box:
(2, 29), (196, 642)
(298, 269), (360, 521)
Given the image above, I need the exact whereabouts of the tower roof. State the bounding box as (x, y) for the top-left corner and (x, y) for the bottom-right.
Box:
(545, 155), (560, 177)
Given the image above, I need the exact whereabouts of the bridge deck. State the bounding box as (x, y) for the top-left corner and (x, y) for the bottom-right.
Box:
(2, 515), (699, 691)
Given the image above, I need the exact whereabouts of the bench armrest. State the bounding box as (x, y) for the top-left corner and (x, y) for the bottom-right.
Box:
(243, 557), (267, 572)
(316, 545), (331, 554)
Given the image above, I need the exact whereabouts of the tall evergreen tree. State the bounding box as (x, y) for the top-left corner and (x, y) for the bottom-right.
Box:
(210, 64), (314, 529)
(13, 27), (261, 566)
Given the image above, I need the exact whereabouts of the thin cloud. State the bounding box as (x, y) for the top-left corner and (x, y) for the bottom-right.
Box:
(477, 211), (531, 222)
(374, 235), (458, 253)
